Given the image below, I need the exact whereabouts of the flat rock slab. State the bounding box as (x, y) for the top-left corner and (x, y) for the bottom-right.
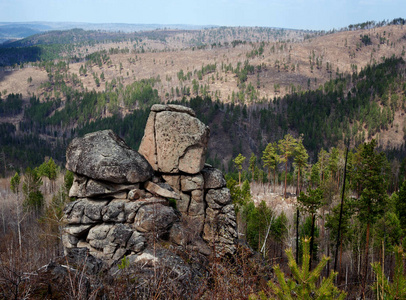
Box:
(66, 130), (153, 184)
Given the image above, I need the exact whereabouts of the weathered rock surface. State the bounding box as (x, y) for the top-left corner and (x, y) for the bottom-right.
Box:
(144, 181), (180, 199)
(63, 104), (238, 284)
(66, 130), (153, 183)
(201, 166), (227, 189)
(69, 174), (139, 198)
(139, 104), (210, 174)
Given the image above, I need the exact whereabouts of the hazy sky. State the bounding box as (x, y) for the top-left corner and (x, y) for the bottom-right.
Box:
(1, 0), (405, 30)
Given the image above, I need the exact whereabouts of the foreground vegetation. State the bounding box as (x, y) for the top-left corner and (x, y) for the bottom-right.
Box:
(1, 130), (406, 298)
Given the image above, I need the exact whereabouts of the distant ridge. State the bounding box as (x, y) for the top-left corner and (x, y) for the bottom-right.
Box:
(0, 21), (219, 44)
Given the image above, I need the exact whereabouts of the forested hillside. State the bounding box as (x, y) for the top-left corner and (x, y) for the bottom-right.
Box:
(1, 55), (405, 174)
(1, 19), (406, 299)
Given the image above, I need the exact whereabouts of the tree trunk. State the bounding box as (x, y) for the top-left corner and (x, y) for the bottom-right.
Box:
(284, 160), (288, 198)
(268, 169), (271, 192)
(16, 193), (22, 256)
(273, 168), (277, 193)
(297, 167), (301, 196)
(361, 222), (371, 299)
(309, 213), (316, 271)
(296, 208), (300, 263)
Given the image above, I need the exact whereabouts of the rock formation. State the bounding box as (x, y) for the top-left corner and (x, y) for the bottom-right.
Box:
(62, 104), (237, 269)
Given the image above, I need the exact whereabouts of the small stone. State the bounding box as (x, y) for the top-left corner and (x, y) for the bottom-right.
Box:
(134, 204), (177, 233)
(176, 193), (190, 213)
(180, 174), (204, 192)
(144, 181), (179, 199)
(128, 188), (146, 200)
(201, 167), (226, 189)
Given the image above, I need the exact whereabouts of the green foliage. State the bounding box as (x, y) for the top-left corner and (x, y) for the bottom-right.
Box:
(352, 139), (389, 225)
(373, 212), (402, 253)
(271, 212), (288, 244)
(396, 180), (406, 231)
(279, 134), (297, 197)
(0, 93), (23, 116)
(372, 246), (406, 299)
(262, 142), (279, 183)
(118, 255), (130, 270)
(326, 199), (355, 249)
(168, 198), (177, 209)
(299, 216), (320, 260)
(265, 238), (346, 299)
(64, 170), (74, 199)
(227, 178), (251, 211)
(245, 200), (273, 251)
(249, 153), (257, 178)
(22, 167), (44, 212)
(234, 153), (246, 185)
(298, 188), (324, 216)
(360, 34), (372, 46)
(10, 172), (20, 194)
(37, 158), (58, 181)
(293, 137), (309, 191)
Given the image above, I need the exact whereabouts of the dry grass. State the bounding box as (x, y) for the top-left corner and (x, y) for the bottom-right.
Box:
(2, 25), (405, 107)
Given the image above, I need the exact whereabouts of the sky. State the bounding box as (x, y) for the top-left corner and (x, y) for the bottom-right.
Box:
(0, 0), (405, 31)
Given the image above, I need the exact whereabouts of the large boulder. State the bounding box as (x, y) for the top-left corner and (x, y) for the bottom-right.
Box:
(139, 104), (210, 174)
(66, 130), (153, 184)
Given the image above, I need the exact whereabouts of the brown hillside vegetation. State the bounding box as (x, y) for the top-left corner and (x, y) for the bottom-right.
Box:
(0, 24), (406, 158)
(1, 25), (405, 104)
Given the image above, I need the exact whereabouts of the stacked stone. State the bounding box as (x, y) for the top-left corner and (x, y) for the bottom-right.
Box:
(62, 104), (238, 267)
(139, 104), (237, 255)
(62, 130), (179, 265)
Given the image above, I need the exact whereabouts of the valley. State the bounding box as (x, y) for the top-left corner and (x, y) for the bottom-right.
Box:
(1, 19), (406, 299)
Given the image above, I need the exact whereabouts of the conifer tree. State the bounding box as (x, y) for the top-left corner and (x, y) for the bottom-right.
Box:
(298, 188), (324, 269)
(396, 180), (406, 231)
(262, 142), (279, 191)
(278, 134), (297, 198)
(249, 153), (257, 181)
(294, 137), (309, 195)
(234, 153), (246, 185)
(22, 167), (44, 213)
(372, 246), (406, 299)
(352, 139), (389, 297)
(262, 238), (346, 299)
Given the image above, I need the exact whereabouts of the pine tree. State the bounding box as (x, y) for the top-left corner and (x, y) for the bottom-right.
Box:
(234, 153), (246, 185)
(371, 246), (406, 299)
(249, 153), (257, 181)
(298, 188), (324, 269)
(278, 134), (297, 198)
(22, 167), (44, 213)
(260, 238), (346, 299)
(262, 142), (279, 192)
(294, 137), (309, 195)
(352, 139), (389, 297)
(396, 180), (406, 231)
